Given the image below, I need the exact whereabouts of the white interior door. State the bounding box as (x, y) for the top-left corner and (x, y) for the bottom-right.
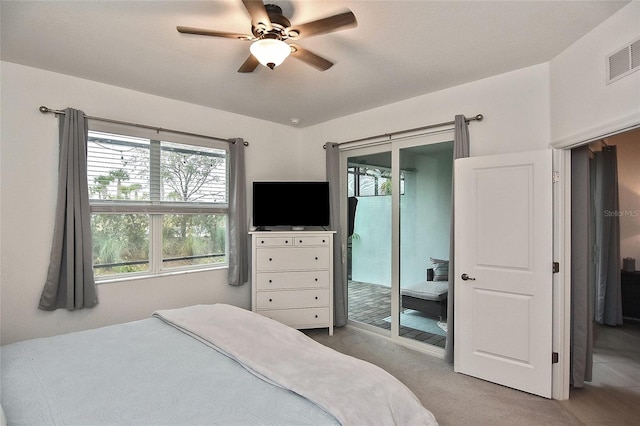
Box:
(454, 149), (553, 398)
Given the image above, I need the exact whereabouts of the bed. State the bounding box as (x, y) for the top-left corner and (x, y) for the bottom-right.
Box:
(401, 280), (449, 320)
(1, 304), (437, 425)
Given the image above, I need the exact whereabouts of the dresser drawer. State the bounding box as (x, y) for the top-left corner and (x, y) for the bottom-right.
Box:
(293, 235), (331, 246)
(259, 307), (330, 328)
(256, 270), (330, 290)
(256, 247), (330, 271)
(256, 289), (329, 309)
(255, 236), (293, 247)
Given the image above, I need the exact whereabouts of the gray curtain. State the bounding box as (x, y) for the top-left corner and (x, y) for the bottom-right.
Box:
(228, 138), (249, 286)
(570, 145), (594, 387)
(594, 146), (623, 325)
(39, 108), (98, 311)
(445, 115), (470, 363)
(326, 142), (347, 326)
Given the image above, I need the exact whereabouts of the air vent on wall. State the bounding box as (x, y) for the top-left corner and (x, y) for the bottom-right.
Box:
(607, 36), (640, 84)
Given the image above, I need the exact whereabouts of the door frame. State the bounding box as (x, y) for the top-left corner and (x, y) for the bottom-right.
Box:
(553, 148), (571, 400)
(552, 119), (640, 400)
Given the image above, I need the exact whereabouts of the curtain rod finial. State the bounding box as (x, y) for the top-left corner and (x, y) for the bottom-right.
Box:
(39, 106), (50, 113)
(475, 114), (484, 121)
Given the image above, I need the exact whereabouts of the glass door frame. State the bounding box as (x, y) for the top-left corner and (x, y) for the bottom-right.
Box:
(340, 129), (455, 357)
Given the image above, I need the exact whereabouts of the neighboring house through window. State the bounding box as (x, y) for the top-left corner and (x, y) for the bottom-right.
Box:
(86, 128), (228, 280)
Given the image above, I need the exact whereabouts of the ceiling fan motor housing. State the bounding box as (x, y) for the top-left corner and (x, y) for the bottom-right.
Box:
(252, 4), (298, 40)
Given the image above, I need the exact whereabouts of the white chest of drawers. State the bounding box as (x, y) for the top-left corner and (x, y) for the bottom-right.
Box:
(250, 231), (334, 335)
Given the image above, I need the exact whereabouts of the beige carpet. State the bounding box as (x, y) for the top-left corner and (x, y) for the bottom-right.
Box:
(305, 326), (583, 426)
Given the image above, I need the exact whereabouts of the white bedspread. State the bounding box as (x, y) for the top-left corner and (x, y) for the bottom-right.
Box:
(154, 304), (438, 426)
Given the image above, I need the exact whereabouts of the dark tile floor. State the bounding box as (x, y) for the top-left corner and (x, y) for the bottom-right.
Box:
(348, 280), (447, 348)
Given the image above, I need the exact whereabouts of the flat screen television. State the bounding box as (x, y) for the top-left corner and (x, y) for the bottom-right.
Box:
(253, 181), (330, 230)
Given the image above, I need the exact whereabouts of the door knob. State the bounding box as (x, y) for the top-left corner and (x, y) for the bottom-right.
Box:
(461, 273), (476, 281)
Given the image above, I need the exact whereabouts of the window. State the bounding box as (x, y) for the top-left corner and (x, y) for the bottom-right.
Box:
(87, 130), (228, 279)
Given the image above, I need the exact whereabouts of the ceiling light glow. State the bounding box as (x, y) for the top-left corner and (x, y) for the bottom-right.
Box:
(250, 39), (291, 70)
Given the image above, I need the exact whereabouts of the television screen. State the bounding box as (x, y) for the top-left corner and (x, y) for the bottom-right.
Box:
(253, 181), (330, 228)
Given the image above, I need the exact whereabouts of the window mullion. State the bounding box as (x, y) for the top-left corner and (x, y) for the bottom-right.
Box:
(151, 214), (163, 274)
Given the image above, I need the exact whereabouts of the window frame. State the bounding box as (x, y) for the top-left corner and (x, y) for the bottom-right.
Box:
(87, 121), (230, 282)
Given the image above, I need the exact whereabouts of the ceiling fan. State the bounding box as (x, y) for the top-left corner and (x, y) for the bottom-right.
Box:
(177, 0), (357, 73)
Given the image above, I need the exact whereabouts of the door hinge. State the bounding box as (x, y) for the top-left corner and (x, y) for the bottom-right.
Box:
(552, 352), (559, 364)
(553, 262), (560, 273)
(552, 171), (560, 183)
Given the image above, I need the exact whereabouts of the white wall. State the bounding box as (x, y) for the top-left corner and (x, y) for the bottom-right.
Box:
(301, 63), (551, 158)
(550, 1), (640, 146)
(0, 62), (313, 344)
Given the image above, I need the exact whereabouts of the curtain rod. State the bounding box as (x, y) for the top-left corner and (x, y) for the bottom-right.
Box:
(38, 106), (248, 146)
(323, 114), (483, 149)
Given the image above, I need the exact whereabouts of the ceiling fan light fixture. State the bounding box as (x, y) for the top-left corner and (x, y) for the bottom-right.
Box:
(250, 38), (291, 69)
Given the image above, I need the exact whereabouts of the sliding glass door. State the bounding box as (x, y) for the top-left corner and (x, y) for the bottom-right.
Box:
(341, 131), (454, 352)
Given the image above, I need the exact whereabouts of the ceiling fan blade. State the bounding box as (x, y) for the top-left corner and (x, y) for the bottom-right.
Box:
(241, 0), (272, 31)
(177, 26), (253, 40)
(287, 11), (357, 39)
(238, 55), (260, 73)
(290, 45), (333, 71)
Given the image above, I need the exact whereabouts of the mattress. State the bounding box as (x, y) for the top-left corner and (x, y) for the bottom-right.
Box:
(401, 280), (449, 301)
(1, 304), (438, 426)
(1, 316), (339, 425)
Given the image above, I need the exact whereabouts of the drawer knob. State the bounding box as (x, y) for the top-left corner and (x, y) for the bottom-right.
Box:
(261, 240), (264, 244)
(315, 278), (318, 281)
(268, 279), (273, 283)
(322, 239), (326, 243)
(269, 298), (273, 302)
(315, 296), (318, 300)
(315, 315), (318, 318)
(269, 258), (273, 261)
(315, 257), (319, 260)
(285, 240), (288, 244)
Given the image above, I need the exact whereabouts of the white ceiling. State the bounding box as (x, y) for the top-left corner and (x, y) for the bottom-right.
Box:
(0, 0), (629, 127)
